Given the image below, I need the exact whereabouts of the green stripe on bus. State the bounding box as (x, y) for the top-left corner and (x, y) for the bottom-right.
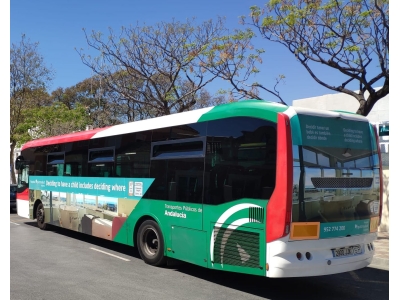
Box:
(197, 100), (288, 123)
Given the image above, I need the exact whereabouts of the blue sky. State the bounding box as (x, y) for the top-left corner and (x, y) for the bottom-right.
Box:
(9, 0), (384, 106)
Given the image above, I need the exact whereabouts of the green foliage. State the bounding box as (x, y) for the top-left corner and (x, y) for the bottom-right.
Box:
(285, 12), (299, 26)
(326, 41), (339, 49)
(10, 34), (54, 149)
(262, 16), (276, 27)
(344, 45), (360, 52)
(359, 10), (372, 18)
(321, 0), (340, 10)
(269, 0), (281, 8)
(249, 6), (261, 17)
(17, 102), (90, 145)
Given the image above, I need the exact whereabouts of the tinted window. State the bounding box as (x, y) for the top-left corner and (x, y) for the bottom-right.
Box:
(47, 153), (65, 164)
(88, 148), (115, 177)
(205, 117), (277, 204)
(143, 124), (207, 203)
(88, 162), (114, 177)
(115, 131), (151, 178)
(379, 124), (389, 136)
(151, 123), (207, 142)
(144, 158), (204, 203)
(89, 148), (114, 163)
(151, 138), (205, 160)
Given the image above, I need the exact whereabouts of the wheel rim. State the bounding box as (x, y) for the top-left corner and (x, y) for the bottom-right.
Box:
(37, 207), (44, 224)
(142, 227), (159, 257)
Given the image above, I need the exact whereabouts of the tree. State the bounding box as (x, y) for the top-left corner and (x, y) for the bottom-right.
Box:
(76, 17), (229, 117)
(198, 28), (287, 104)
(245, 0), (389, 116)
(50, 76), (122, 128)
(10, 34), (54, 183)
(21, 102), (90, 139)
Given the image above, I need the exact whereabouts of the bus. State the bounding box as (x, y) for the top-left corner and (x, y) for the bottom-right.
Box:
(15, 100), (382, 278)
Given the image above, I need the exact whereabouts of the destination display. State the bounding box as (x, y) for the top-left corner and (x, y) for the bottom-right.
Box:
(292, 114), (372, 149)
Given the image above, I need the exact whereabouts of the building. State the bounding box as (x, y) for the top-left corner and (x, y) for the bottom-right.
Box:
(292, 90), (388, 122)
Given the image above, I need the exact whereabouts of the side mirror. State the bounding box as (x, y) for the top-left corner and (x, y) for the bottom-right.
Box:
(15, 155), (25, 170)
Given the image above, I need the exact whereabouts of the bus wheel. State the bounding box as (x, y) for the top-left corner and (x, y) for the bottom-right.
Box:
(36, 203), (47, 230)
(137, 220), (166, 266)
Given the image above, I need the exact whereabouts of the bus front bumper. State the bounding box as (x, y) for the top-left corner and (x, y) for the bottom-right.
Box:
(266, 233), (377, 278)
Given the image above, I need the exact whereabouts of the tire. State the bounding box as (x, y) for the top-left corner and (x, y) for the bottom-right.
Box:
(136, 220), (166, 266)
(36, 203), (47, 230)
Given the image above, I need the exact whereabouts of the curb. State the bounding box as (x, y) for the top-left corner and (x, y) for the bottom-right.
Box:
(369, 257), (389, 271)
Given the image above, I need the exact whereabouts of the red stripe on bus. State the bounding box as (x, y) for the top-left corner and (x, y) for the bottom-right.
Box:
(266, 113), (293, 243)
(17, 189), (29, 200)
(21, 127), (109, 150)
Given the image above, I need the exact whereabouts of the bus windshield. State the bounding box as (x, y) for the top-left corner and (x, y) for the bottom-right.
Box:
(291, 112), (380, 231)
(292, 145), (380, 224)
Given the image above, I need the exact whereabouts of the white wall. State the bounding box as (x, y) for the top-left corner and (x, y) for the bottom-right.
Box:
(380, 170), (389, 233)
(292, 91), (389, 123)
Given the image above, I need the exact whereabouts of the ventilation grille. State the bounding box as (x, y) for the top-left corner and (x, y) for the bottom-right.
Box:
(249, 207), (264, 223)
(213, 227), (260, 268)
(311, 177), (373, 189)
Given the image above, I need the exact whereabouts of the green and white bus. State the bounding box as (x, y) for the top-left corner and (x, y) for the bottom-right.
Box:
(15, 100), (382, 278)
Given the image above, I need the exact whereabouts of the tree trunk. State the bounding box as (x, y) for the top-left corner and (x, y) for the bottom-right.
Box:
(10, 142), (17, 184)
(356, 99), (367, 116)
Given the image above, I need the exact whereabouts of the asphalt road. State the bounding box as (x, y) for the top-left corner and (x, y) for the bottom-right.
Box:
(10, 212), (389, 300)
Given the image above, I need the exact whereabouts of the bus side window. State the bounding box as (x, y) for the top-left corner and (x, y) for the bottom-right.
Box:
(205, 117), (277, 204)
(145, 136), (206, 203)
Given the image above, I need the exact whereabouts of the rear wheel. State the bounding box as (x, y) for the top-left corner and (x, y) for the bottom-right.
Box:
(137, 220), (166, 266)
(36, 203), (47, 230)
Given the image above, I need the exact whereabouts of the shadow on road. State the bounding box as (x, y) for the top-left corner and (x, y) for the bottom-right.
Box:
(17, 217), (389, 300)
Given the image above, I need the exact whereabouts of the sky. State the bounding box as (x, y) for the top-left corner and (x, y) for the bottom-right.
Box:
(8, 0), (386, 106)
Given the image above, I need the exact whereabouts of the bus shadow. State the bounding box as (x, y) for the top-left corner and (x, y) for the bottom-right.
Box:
(25, 223), (141, 259)
(170, 264), (389, 300)
(25, 222), (389, 300)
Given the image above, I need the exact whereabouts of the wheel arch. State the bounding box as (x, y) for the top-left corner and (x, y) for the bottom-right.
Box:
(32, 199), (42, 219)
(134, 215), (168, 266)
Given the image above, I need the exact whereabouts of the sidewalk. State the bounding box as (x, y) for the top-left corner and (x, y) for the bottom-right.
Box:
(369, 231), (389, 271)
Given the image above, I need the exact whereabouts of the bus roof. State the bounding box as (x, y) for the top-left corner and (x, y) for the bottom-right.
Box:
(21, 100), (369, 151)
(21, 101), (288, 150)
(21, 127), (109, 150)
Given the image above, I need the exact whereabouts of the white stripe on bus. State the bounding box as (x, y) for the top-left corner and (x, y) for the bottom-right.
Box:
(210, 203), (262, 265)
(91, 106), (214, 139)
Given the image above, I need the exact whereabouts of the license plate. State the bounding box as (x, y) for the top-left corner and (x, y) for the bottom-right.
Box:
(331, 245), (362, 257)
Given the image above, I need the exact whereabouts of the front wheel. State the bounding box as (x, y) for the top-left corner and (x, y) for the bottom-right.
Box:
(137, 220), (166, 266)
(36, 203), (47, 230)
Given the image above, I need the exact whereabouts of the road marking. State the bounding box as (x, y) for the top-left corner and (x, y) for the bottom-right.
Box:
(349, 271), (388, 283)
(349, 271), (360, 281)
(10, 222), (20, 226)
(90, 247), (130, 261)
